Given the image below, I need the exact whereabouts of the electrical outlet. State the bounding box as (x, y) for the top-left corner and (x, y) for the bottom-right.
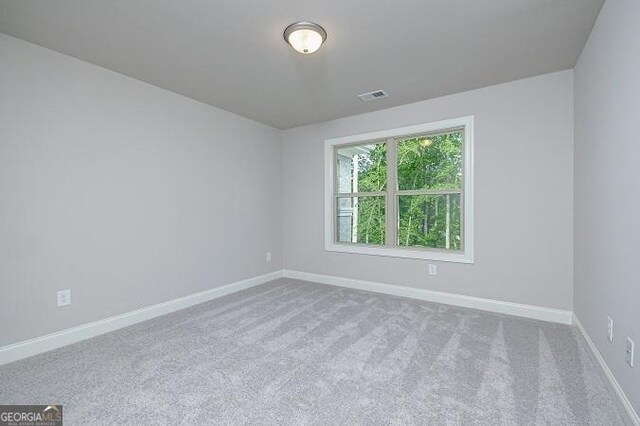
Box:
(627, 337), (635, 367)
(57, 289), (71, 307)
(266, 252), (272, 262)
(606, 316), (614, 342)
(428, 264), (437, 276)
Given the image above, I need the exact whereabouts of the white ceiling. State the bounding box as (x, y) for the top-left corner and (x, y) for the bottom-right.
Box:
(0, 0), (603, 129)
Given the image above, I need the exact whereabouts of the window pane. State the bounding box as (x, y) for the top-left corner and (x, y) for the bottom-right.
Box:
(336, 143), (386, 193)
(397, 130), (463, 191)
(398, 194), (462, 250)
(336, 196), (385, 245)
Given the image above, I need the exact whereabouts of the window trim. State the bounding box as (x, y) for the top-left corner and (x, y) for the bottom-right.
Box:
(324, 116), (474, 263)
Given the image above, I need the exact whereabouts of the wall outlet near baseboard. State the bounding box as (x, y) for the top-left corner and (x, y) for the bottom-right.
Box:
(428, 264), (437, 275)
(57, 289), (71, 307)
(626, 337), (635, 367)
(607, 316), (614, 342)
(266, 252), (272, 262)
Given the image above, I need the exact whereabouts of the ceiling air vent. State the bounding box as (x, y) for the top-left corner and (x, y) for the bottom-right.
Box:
(358, 90), (388, 102)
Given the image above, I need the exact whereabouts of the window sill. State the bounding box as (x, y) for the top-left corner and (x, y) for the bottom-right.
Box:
(325, 242), (474, 264)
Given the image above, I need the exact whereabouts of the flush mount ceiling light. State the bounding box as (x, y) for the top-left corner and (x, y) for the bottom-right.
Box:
(284, 21), (327, 54)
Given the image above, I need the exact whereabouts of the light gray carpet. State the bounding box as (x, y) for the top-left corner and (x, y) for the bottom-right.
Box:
(0, 278), (625, 424)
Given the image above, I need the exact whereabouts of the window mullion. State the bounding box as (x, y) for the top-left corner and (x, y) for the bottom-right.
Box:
(385, 137), (398, 247)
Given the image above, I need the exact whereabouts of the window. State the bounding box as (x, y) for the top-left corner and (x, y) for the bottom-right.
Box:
(324, 116), (474, 263)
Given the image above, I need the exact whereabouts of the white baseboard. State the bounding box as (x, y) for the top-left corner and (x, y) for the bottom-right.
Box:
(574, 315), (639, 426)
(0, 270), (283, 366)
(0, 269), (576, 365)
(282, 270), (573, 324)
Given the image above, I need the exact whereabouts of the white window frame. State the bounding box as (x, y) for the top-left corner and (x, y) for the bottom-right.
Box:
(324, 115), (474, 263)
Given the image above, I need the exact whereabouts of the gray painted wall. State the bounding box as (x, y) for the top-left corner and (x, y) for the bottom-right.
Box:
(0, 35), (283, 346)
(282, 70), (575, 311)
(574, 0), (639, 412)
